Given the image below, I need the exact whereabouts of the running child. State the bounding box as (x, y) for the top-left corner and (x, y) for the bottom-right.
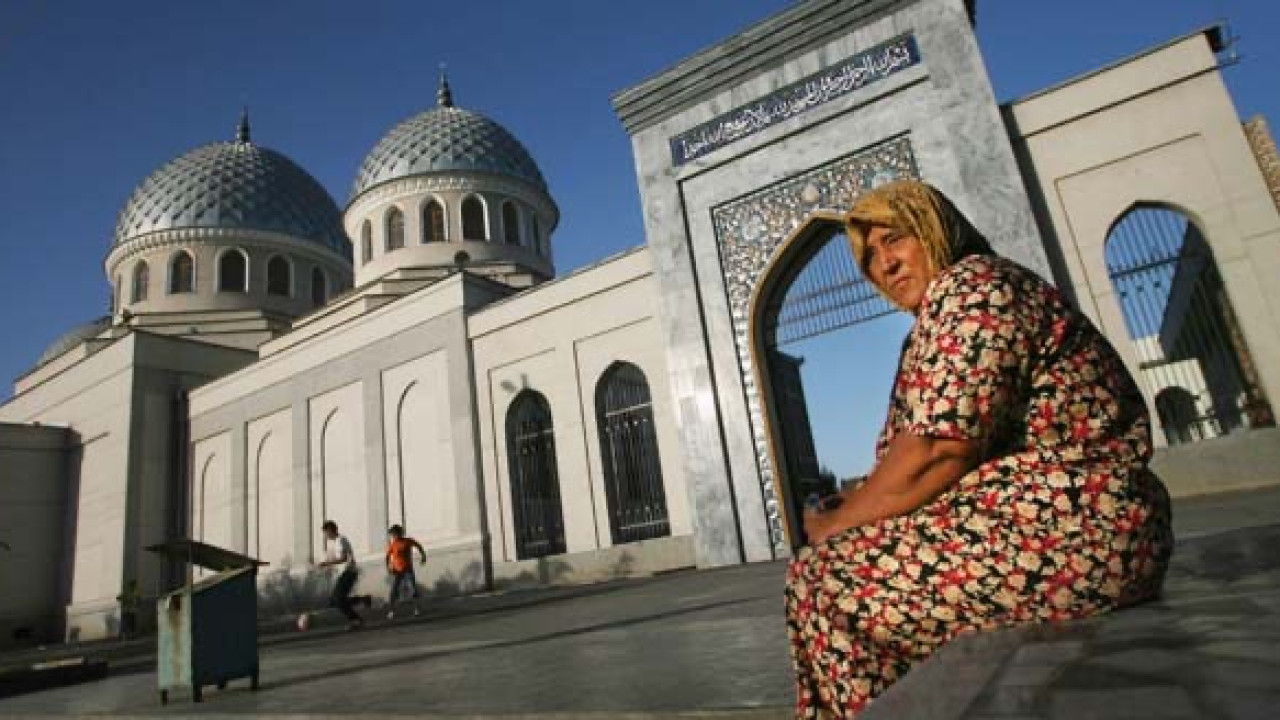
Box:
(385, 524), (426, 618)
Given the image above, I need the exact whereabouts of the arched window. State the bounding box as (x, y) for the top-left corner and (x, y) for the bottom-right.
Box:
(218, 249), (248, 293)
(423, 199), (446, 243)
(462, 196), (486, 241)
(361, 220), (373, 265)
(311, 267), (327, 307)
(169, 251), (194, 294)
(113, 276), (122, 313)
(505, 390), (566, 559)
(531, 215), (543, 255)
(385, 207), (404, 251)
(502, 201), (520, 245)
(267, 256), (291, 297)
(131, 261), (149, 303)
(596, 362), (669, 544)
(1106, 205), (1274, 444)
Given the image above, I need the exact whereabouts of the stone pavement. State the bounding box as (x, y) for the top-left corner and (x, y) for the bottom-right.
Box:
(0, 487), (1278, 719)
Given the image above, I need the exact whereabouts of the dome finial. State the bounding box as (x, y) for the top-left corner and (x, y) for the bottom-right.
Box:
(437, 65), (453, 108)
(236, 106), (251, 144)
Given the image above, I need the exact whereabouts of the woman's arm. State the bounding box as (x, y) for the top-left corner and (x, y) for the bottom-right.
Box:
(804, 432), (979, 545)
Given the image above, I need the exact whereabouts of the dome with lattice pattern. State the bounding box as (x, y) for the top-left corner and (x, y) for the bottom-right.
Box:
(114, 121), (349, 257)
(350, 78), (546, 200)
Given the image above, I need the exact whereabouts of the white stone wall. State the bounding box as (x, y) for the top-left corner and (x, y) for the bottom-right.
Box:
(0, 341), (135, 640)
(470, 248), (693, 576)
(0, 424), (68, 648)
(188, 274), (492, 611)
(247, 409), (294, 568)
(192, 431), (234, 552)
(0, 332), (255, 641)
(381, 351), (457, 544)
(307, 382), (369, 558)
(1006, 30), (1280, 493)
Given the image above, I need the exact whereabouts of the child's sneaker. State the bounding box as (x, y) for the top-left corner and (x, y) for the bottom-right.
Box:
(412, 606), (420, 617)
(386, 609), (396, 620)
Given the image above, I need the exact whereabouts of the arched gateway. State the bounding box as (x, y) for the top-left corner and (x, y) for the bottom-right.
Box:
(712, 138), (921, 550)
(746, 212), (896, 548)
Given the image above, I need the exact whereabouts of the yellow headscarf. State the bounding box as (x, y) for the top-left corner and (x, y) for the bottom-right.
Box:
(844, 180), (993, 285)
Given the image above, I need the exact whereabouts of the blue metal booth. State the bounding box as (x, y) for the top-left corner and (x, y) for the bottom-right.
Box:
(145, 540), (266, 704)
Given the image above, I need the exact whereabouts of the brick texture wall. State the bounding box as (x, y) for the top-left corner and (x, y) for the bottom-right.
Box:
(1244, 115), (1280, 214)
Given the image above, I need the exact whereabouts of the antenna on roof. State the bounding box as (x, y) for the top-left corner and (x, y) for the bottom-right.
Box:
(1217, 21), (1241, 67)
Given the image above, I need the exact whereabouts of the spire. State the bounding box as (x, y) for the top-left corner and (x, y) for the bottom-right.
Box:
(437, 66), (454, 108)
(236, 106), (251, 144)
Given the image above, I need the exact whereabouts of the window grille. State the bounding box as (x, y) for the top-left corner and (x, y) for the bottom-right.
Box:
(506, 391), (567, 559)
(1106, 206), (1274, 444)
(596, 363), (670, 545)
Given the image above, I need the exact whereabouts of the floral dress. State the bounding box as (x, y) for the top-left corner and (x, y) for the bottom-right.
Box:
(785, 255), (1173, 718)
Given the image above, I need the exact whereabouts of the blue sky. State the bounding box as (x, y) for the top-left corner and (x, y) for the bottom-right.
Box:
(1, 1), (1275, 474)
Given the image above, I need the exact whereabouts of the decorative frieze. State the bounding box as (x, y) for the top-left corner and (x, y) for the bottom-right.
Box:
(670, 34), (921, 166)
(710, 134), (918, 552)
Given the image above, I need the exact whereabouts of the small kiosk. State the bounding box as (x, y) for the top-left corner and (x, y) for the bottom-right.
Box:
(145, 540), (265, 704)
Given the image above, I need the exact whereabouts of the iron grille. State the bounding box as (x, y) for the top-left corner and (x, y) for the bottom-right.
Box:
(1106, 206), (1273, 445)
(769, 232), (895, 348)
(505, 391), (567, 559)
(597, 363), (671, 545)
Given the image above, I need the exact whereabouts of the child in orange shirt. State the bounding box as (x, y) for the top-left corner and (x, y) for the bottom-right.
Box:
(385, 525), (426, 619)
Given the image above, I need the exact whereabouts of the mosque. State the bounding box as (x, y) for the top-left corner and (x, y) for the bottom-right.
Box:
(3, 0), (1279, 646)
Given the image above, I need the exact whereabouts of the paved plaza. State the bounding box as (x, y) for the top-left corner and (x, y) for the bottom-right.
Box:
(1, 487), (1278, 719)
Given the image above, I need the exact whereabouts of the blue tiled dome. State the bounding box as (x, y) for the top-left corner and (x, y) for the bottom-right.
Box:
(114, 130), (349, 257)
(351, 105), (547, 200)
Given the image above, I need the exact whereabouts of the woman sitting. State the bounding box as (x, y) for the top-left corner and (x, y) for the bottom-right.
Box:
(785, 180), (1173, 718)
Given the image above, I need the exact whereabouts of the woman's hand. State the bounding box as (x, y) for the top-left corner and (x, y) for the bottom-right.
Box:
(803, 506), (852, 546)
(799, 434), (979, 546)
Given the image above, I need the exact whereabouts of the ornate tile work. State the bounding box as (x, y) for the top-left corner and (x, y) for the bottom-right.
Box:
(709, 135), (919, 553)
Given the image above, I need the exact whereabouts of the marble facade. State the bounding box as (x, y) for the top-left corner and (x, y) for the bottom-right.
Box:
(614, 0), (1046, 562)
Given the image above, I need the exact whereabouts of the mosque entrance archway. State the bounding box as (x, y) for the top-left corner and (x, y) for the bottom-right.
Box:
(704, 137), (921, 554)
(746, 212), (911, 549)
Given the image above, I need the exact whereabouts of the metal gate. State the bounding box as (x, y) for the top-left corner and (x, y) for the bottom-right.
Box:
(597, 363), (670, 545)
(1106, 206), (1274, 445)
(506, 391), (566, 559)
(768, 231), (895, 348)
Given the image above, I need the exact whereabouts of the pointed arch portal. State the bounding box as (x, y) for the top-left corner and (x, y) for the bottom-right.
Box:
(711, 137), (919, 553)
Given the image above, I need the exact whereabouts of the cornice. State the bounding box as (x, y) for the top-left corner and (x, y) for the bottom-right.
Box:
(105, 227), (353, 275)
(344, 171), (560, 227)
